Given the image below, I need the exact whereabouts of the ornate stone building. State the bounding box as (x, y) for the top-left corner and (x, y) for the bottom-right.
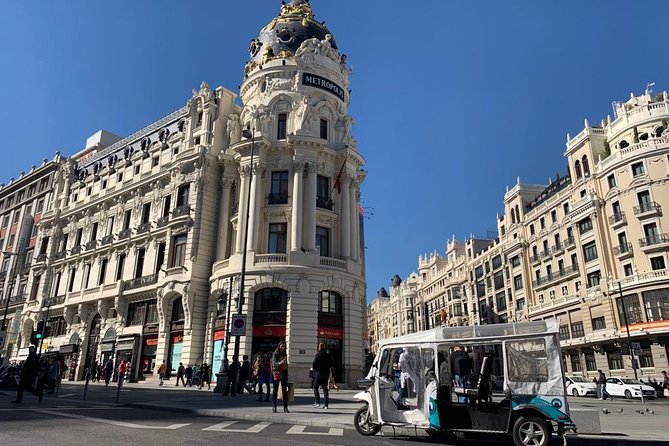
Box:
(369, 89), (669, 381)
(5, 0), (367, 386)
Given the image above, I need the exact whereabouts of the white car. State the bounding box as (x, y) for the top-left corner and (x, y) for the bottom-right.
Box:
(605, 377), (656, 399)
(565, 375), (597, 397)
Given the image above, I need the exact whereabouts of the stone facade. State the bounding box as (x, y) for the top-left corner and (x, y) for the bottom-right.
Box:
(369, 89), (669, 383)
(4, 1), (367, 387)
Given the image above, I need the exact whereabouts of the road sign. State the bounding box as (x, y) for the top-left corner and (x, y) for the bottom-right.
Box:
(230, 314), (247, 336)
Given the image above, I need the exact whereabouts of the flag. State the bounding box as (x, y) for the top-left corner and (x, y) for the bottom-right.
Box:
(333, 154), (348, 195)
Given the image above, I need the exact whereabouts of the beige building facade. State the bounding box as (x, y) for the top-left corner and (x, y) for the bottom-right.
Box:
(369, 89), (669, 382)
(4, 1), (368, 386)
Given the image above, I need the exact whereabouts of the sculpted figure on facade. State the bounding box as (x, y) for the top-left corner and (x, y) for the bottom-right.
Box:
(227, 114), (242, 145)
(335, 115), (354, 144)
(295, 96), (315, 133)
(295, 37), (319, 60)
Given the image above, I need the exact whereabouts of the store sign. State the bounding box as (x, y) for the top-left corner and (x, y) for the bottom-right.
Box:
(302, 73), (345, 101)
(317, 327), (343, 339)
(252, 325), (286, 337)
(214, 330), (226, 341)
(145, 337), (158, 346)
(116, 341), (135, 351)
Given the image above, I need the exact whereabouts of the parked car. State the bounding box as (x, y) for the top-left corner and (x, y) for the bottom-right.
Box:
(565, 376), (597, 397)
(605, 377), (656, 400)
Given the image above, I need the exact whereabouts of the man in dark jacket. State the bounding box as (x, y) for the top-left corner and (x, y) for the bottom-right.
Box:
(12, 346), (43, 403)
(185, 364), (193, 387)
(238, 356), (251, 394)
(176, 362), (186, 387)
(312, 342), (333, 409)
(104, 359), (114, 386)
(450, 346), (472, 402)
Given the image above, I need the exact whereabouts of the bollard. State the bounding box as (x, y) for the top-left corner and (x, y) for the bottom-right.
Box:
(115, 374), (124, 404)
(82, 370), (91, 400)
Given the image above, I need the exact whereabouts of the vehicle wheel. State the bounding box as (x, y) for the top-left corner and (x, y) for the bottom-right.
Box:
(354, 406), (381, 436)
(572, 388), (580, 397)
(512, 416), (550, 446)
(624, 390), (632, 399)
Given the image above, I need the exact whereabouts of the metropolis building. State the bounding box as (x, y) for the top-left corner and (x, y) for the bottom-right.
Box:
(5, 0), (367, 386)
(370, 89), (669, 381)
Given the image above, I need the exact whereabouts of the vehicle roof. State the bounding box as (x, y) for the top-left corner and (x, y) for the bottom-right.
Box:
(378, 320), (559, 348)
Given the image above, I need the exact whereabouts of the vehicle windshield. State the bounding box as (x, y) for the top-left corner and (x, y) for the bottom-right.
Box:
(568, 376), (589, 383)
(620, 379), (641, 385)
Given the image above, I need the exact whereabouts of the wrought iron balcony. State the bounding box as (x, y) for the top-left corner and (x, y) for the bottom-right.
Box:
(634, 201), (661, 216)
(53, 250), (66, 260)
(36, 253), (47, 263)
(613, 243), (633, 256)
(70, 245), (81, 255)
(540, 249), (551, 259)
(530, 254), (540, 264)
(608, 211), (626, 226)
(532, 264), (579, 287)
(267, 192), (289, 205)
(156, 216), (169, 228)
(136, 222), (152, 234)
(551, 242), (564, 255)
(85, 240), (97, 251)
(639, 233), (669, 247)
(316, 197), (334, 211)
(118, 228), (131, 240)
(100, 234), (113, 246)
(564, 236), (575, 249)
(172, 205), (190, 218)
(122, 273), (158, 291)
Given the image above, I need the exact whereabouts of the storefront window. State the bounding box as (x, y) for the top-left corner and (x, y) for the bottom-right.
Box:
(319, 290), (342, 314)
(254, 288), (288, 312)
(642, 288), (669, 322)
(616, 295), (643, 325)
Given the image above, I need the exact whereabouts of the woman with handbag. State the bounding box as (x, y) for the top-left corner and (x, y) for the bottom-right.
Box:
(272, 341), (289, 413)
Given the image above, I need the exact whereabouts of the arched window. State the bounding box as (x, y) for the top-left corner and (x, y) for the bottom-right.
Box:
(582, 155), (590, 177)
(515, 205), (520, 223)
(574, 160), (582, 179)
(172, 297), (184, 322)
(254, 288), (288, 312)
(510, 208), (516, 224)
(655, 126), (664, 138)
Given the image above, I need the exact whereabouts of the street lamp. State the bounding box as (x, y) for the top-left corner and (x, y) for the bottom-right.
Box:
(230, 128), (255, 397)
(617, 282), (639, 381)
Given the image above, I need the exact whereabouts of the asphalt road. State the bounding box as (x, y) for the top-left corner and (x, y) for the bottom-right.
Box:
(0, 404), (666, 446)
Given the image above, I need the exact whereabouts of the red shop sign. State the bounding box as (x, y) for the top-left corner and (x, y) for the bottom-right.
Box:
(214, 330), (226, 341)
(252, 325), (287, 337)
(144, 337), (158, 346)
(317, 327), (343, 339)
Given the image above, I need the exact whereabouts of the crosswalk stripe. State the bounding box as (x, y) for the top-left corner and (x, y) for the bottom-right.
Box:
(202, 421), (271, 433)
(35, 409), (190, 430)
(286, 425), (343, 436)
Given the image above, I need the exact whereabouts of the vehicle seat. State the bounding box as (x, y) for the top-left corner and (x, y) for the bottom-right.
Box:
(453, 355), (493, 403)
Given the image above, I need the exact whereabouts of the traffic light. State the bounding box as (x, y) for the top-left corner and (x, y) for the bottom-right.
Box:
(30, 330), (39, 346)
(35, 320), (45, 341)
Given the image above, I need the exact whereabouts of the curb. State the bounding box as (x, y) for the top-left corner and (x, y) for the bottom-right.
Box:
(123, 402), (356, 430)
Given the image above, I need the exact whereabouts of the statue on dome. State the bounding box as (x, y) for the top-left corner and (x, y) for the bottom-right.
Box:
(295, 37), (319, 59)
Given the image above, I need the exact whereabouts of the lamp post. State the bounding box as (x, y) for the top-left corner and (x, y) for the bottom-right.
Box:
(230, 128), (255, 397)
(0, 250), (21, 364)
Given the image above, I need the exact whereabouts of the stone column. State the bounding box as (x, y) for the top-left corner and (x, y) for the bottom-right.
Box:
(304, 164), (317, 252)
(339, 174), (350, 259)
(247, 164), (264, 253)
(216, 178), (232, 259)
(290, 162), (304, 252)
(349, 182), (359, 261)
(235, 167), (250, 254)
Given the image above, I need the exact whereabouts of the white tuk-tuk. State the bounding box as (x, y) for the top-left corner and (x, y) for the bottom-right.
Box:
(354, 320), (574, 446)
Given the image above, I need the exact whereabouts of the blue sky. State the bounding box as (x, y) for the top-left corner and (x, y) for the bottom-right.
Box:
(1, 1), (667, 302)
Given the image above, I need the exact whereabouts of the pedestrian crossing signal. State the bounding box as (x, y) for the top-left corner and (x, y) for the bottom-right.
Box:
(35, 321), (45, 340)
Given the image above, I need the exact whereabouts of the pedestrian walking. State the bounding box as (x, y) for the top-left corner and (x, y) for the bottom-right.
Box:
(255, 353), (271, 402)
(238, 355), (252, 395)
(312, 342), (332, 409)
(272, 341), (289, 413)
(104, 358), (114, 386)
(450, 346), (472, 403)
(47, 356), (61, 394)
(11, 346), (43, 403)
(597, 369), (607, 400)
(157, 361), (167, 386)
(176, 362), (186, 387)
(118, 359), (128, 383)
(185, 364), (193, 387)
(200, 363), (211, 390)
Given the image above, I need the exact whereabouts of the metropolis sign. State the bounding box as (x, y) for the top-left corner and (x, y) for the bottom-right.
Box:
(302, 73), (345, 101)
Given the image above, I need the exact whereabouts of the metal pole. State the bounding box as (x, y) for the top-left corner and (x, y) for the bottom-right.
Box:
(617, 282), (639, 380)
(223, 276), (234, 371)
(38, 304), (50, 355)
(230, 130), (255, 397)
(0, 252), (19, 363)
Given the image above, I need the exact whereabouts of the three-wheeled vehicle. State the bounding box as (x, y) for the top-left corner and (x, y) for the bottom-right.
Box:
(354, 320), (574, 446)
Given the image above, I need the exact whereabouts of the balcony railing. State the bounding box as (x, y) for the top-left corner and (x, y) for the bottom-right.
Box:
(639, 233), (669, 247)
(608, 212), (626, 225)
(118, 228), (131, 240)
(172, 205), (190, 218)
(70, 246), (81, 255)
(320, 256), (347, 269)
(85, 240), (97, 251)
(267, 192), (289, 205)
(36, 253), (47, 263)
(634, 201), (661, 215)
(53, 251), (66, 261)
(156, 216), (169, 228)
(255, 254), (287, 264)
(530, 254), (540, 264)
(540, 249), (551, 259)
(100, 234), (113, 246)
(551, 242), (564, 255)
(316, 197), (334, 211)
(564, 236), (575, 249)
(532, 264), (580, 287)
(136, 222), (152, 234)
(613, 243), (633, 256)
(122, 273), (158, 291)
